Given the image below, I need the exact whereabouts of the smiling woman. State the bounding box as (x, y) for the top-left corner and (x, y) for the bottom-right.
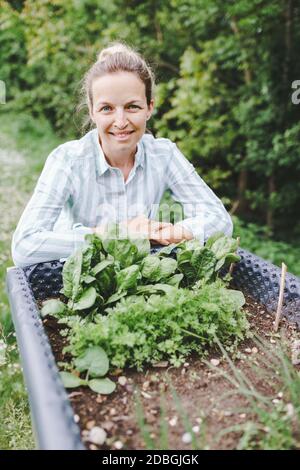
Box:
(11, 42), (233, 268)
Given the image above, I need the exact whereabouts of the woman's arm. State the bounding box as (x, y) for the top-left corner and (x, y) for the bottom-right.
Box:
(11, 147), (92, 268)
(166, 142), (233, 244)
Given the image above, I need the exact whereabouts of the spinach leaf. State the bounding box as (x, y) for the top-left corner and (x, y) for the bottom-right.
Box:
(72, 286), (97, 311)
(74, 346), (109, 377)
(62, 249), (82, 300)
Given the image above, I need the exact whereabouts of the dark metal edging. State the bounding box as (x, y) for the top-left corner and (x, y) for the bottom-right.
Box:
(6, 267), (85, 450)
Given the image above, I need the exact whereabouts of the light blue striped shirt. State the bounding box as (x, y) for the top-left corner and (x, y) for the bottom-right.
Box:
(12, 129), (233, 267)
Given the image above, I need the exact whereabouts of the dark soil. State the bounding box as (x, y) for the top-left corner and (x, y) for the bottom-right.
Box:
(42, 295), (300, 450)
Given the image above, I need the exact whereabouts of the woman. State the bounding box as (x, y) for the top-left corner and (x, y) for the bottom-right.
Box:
(12, 43), (233, 268)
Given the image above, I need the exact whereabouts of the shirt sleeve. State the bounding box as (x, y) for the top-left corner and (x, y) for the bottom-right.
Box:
(11, 146), (92, 268)
(166, 142), (233, 244)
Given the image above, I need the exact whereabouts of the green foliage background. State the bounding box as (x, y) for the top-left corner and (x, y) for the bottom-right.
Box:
(1, 0), (300, 241)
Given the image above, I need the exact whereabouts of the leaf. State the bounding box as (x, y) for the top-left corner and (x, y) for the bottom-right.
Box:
(88, 378), (116, 394)
(158, 257), (178, 279)
(226, 289), (246, 309)
(205, 232), (224, 249)
(141, 255), (161, 280)
(81, 274), (96, 284)
(60, 371), (84, 388)
(105, 291), (127, 305)
(102, 237), (137, 268)
(116, 265), (141, 292)
(62, 249), (83, 300)
(210, 236), (238, 260)
(41, 299), (66, 318)
(91, 259), (114, 276)
(137, 283), (177, 295)
(156, 243), (177, 257)
(74, 346), (109, 377)
(165, 273), (183, 287)
(191, 247), (217, 281)
(73, 286), (97, 310)
(130, 237), (151, 262)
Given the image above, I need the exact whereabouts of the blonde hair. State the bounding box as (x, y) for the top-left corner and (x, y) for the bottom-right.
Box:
(76, 42), (155, 133)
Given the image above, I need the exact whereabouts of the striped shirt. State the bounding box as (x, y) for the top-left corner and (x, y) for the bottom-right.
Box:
(11, 129), (233, 267)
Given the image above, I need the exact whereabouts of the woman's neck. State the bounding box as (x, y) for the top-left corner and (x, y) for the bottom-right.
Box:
(105, 151), (135, 170)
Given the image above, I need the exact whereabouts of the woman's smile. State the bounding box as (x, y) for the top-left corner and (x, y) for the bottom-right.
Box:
(109, 130), (135, 141)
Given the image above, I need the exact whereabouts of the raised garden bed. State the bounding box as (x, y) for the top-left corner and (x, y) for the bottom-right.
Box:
(6, 247), (300, 450)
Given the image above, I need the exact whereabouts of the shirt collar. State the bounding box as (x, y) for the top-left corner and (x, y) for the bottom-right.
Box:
(92, 128), (145, 178)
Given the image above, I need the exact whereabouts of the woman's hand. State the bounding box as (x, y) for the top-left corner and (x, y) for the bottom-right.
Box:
(150, 223), (193, 246)
(121, 215), (172, 239)
(92, 216), (193, 245)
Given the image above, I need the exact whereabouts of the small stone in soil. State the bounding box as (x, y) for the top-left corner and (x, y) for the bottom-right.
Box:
(88, 426), (107, 446)
(113, 440), (123, 449)
(74, 414), (80, 423)
(210, 359), (220, 366)
(169, 416), (178, 427)
(182, 432), (192, 444)
(118, 376), (127, 386)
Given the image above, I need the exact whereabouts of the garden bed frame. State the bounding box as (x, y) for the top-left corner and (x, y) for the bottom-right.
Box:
(6, 248), (300, 450)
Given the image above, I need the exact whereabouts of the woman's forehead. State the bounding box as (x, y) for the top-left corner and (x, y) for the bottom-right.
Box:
(92, 72), (146, 103)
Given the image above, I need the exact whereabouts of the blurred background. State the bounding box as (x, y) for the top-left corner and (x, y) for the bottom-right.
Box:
(0, 0), (300, 449)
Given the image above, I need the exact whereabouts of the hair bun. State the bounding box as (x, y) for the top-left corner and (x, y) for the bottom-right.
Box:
(97, 44), (130, 62)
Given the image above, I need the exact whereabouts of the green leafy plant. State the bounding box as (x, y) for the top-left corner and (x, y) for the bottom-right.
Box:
(59, 346), (116, 394)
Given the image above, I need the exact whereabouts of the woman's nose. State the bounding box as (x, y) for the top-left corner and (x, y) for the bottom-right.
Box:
(114, 109), (128, 128)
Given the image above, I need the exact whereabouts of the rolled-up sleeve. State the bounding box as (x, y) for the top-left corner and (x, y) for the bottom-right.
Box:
(166, 142), (233, 244)
(11, 147), (92, 268)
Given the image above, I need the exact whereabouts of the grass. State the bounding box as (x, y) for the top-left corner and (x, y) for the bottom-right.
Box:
(0, 110), (68, 449)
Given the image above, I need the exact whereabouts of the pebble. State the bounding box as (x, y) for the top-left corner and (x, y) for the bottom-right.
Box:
(210, 358), (220, 367)
(182, 432), (192, 444)
(192, 425), (200, 433)
(113, 440), (123, 449)
(252, 347), (258, 354)
(244, 348), (252, 354)
(239, 413), (246, 419)
(169, 416), (178, 427)
(88, 426), (107, 446)
(74, 414), (80, 423)
(118, 376), (127, 386)
(141, 391), (152, 399)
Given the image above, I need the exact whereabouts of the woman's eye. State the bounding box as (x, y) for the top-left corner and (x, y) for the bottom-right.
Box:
(128, 105), (140, 109)
(100, 106), (111, 112)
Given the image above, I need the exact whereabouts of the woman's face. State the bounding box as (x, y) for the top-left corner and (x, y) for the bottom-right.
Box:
(89, 71), (154, 160)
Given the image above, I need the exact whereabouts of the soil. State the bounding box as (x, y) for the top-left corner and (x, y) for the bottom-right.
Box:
(42, 295), (300, 450)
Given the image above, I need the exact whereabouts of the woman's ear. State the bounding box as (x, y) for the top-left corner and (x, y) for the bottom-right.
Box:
(147, 99), (154, 120)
